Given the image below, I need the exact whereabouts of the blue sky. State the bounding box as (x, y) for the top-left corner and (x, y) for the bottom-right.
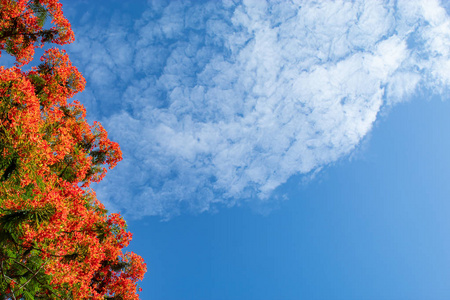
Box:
(57, 0), (450, 219)
(6, 0), (450, 299)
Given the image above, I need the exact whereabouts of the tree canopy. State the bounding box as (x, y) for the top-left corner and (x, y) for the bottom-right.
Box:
(0, 1), (146, 299)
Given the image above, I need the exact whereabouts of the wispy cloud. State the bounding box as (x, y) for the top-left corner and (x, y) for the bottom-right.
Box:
(65, 0), (449, 219)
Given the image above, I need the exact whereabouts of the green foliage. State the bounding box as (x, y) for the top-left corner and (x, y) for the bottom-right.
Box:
(0, 157), (17, 182)
(29, 0), (49, 28)
(27, 74), (46, 97)
(0, 245), (54, 300)
(0, 206), (55, 245)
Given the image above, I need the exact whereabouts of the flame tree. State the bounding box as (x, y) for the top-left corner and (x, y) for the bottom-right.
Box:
(0, 1), (146, 299)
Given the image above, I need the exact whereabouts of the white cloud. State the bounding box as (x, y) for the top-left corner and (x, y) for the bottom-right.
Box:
(66, 0), (450, 219)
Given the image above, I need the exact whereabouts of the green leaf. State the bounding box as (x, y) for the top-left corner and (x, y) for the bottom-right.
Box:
(23, 290), (35, 300)
(1, 157), (17, 181)
(29, 0), (48, 28)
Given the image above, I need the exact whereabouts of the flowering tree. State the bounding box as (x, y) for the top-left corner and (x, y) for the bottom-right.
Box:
(0, 1), (146, 299)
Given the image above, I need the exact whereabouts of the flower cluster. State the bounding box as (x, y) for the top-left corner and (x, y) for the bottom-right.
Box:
(0, 0), (74, 66)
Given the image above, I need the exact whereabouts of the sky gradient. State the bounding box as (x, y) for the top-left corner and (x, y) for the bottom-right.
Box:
(4, 0), (450, 299)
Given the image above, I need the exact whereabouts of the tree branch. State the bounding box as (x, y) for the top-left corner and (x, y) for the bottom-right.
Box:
(15, 258), (48, 291)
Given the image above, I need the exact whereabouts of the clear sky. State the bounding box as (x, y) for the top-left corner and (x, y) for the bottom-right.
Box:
(25, 0), (450, 299)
